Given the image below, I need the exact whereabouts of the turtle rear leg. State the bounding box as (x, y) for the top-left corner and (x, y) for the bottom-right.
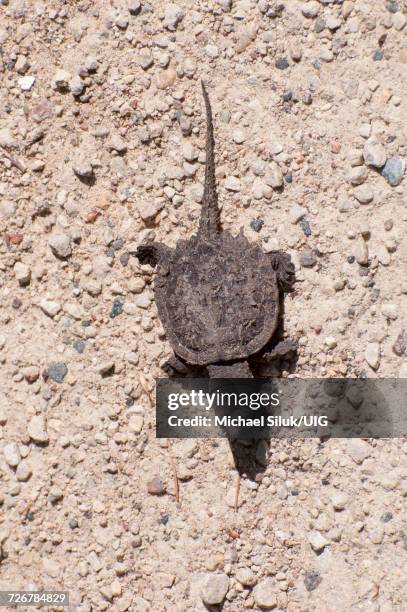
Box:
(270, 251), (295, 292)
(263, 338), (297, 362)
(162, 353), (189, 377)
(207, 360), (253, 378)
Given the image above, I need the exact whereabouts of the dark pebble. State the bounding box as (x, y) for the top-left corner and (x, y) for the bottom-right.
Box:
(106, 247), (115, 258)
(126, 396), (135, 407)
(250, 218), (264, 232)
(386, 1), (399, 13)
(24, 536), (31, 546)
(282, 90), (292, 102)
(47, 362), (68, 383)
(12, 297), (22, 309)
(160, 513), (169, 525)
(26, 511), (35, 522)
(120, 252), (130, 266)
(284, 171), (293, 183)
(381, 512), (393, 523)
(299, 218), (311, 236)
(373, 49), (384, 61)
(291, 488), (299, 496)
(393, 330), (407, 357)
(304, 570), (322, 592)
(111, 238), (123, 251)
(110, 298), (124, 318)
(73, 339), (86, 354)
(275, 57), (289, 70)
(314, 17), (326, 33)
(347, 308), (355, 318)
(69, 518), (79, 529)
(347, 255), (355, 264)
(303, 93), (312, 105)
(81, 319), (92, 327)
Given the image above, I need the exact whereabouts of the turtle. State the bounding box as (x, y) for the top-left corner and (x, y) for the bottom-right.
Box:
(136, 81), (296, 378)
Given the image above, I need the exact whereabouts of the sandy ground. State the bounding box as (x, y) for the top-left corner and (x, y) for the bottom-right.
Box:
(0, 0), (406, 610)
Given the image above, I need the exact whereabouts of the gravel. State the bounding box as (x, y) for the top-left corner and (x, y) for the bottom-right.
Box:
(363, 140), (387, 168)
(381, 158), (405, 186)
(3, 442), (21, 467)
(48, 234), (72, 259)
(253, 578), (277, 609)
(365, 342), (381, 370)
(224, 175), (241, 191)
(47, 362), (68, 383)
(27, 415), (49, 444)
(304, 570), (322, 592)
(200, 573), (229, 606)
(300, 249), (317, 267)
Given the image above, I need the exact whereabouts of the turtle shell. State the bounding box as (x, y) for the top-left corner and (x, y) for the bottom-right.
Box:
(154, 232), (279, 365)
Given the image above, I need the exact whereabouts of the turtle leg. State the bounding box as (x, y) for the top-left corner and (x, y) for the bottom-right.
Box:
(136, 242), (172, 268)
(262, 338), (297, 362)
(162, 353), (189, 377)
(270, 251), (295, 292)
(207, 360), (253, 378)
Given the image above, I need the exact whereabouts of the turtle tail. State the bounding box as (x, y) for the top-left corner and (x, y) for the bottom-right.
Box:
(198, 80), (221, 237)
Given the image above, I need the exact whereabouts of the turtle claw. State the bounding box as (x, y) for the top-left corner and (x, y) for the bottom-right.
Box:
(270, 251), (295, 292)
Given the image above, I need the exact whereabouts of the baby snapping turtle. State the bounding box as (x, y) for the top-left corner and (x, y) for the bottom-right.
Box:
(137, 82), (296, 378)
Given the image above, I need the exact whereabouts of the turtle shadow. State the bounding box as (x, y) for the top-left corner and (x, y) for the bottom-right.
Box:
(163, 291), (296, 480)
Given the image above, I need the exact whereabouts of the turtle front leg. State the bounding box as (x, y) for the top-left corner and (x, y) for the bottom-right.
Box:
(136, 242), (172, 268)
(270, 251), (295, 292)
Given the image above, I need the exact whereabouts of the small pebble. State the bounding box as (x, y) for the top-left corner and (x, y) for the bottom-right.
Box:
(363, 140), (387, 168)
(110, 299), (124, 319)
(147, 477), (166, 495)
(48, 234), (72, 259)
(72, 159), (94, 179)
(200, 574), (229, 606)
(308, 532), (329, 552)
(27, 415), (49, 444)
(331, 492), (349, 511)
(224, 176), (241, 191)
(250, 218), (264, 233)
(365, 342), (380, 370)
(381, 158), (405, 186)
(392, 330), (407, 357)
(47, 362), (68, 383)
(14, 262), (31, 285)
(275, 57), (289, 70)
(300, 249), (317, 268)
(253, 578), (277, 609)
(19, 76), (35, 91)
(353, 185), (373, 204)
(304, 570), (322, 592)
(4, 442), (21, 467)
